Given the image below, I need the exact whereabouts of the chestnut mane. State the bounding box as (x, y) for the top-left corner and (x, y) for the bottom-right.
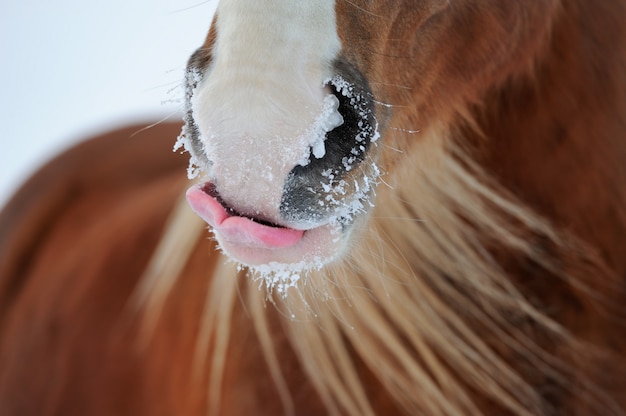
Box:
(1, 1), (626, 415)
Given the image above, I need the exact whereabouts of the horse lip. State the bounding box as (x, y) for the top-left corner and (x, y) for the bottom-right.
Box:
(186, 183), (305, 249)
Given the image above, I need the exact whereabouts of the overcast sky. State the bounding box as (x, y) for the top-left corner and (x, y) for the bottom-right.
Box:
(0, 0), (217, 205)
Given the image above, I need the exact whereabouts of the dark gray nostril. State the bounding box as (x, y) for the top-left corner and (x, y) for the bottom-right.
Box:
(177, 47), (214, 179)
(280, 58), (377, 226)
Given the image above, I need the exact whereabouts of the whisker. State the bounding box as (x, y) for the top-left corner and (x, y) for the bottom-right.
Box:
(374, 216), (427, 223)
(339, 0), (386, 18)
(370, 82), (413, 91)
(373, 100), (394, 108)
(390, 126), (421, 134)
(380, 143), (404, 153)
(169, 0), (215, 14)
(130, 112), (180, 138)
(142, 79), (183, 92)
(378, 175), (395, 190)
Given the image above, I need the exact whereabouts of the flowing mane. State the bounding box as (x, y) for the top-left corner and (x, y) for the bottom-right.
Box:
(1, 1), (626, 415)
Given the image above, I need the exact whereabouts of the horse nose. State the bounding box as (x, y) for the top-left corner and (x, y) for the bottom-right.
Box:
(189, 84), (346, 226)
(178, 1), (342, 227)
(280, 61), (379, 228)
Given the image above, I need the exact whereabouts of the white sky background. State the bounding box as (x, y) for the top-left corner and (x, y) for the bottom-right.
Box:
(0, 0), (218, 206)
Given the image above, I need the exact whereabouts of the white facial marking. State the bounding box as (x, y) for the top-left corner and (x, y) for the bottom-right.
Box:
(191, 0), (341, 223)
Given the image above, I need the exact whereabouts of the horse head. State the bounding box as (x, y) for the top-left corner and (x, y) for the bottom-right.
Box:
(179, 1), (561, 281)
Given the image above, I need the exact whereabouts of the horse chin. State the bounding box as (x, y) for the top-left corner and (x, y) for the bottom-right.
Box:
(186, 182), (347, 272)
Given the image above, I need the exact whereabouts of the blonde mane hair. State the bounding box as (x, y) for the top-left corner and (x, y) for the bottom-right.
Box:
(137, 116), (620, 415)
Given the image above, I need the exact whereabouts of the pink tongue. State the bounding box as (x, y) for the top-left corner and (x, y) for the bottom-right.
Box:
(186, 184), (304, 248)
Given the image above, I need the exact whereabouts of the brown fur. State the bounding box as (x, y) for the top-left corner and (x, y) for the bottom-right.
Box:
(2, 1), (626, 415)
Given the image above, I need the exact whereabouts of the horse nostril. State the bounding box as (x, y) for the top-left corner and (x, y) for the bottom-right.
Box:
(280, 58), (379, 227)
(290, 71), (376, 181)
(324, 76), (375, 169)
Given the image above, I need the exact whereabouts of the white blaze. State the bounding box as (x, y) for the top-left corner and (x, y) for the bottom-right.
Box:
(192, 0), (341, 222)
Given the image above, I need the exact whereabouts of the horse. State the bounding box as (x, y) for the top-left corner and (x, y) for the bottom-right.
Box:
(1, 0), (625, 414)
